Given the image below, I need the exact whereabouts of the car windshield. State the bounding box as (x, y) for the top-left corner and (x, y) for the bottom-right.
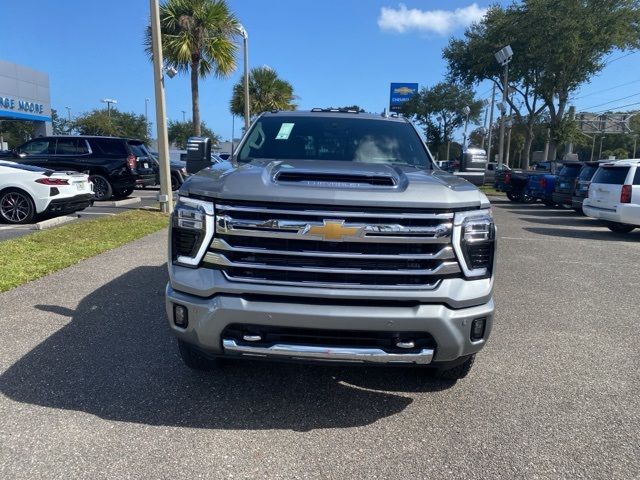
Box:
(591, 166), (630, 185)
(238, 115), (432, 168)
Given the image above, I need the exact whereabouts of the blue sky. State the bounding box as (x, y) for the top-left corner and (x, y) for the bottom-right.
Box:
(2, 1), (638, 142)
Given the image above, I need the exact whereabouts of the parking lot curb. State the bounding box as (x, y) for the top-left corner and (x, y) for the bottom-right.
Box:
(31, 215), (78, 230)
(99, 197), (142, 207)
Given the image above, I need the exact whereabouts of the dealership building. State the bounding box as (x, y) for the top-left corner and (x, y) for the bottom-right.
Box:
(0, 60), (52, 148)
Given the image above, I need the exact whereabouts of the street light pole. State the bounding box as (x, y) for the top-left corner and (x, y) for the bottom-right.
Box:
(486, 84), (496, 162)
(462, 105), (471, 151)
(65, 106), (71, 122)
(181, 110), (186, 122)
(238, 24), (250, 132)
(495, 45), (513, 167)
(144, 98), (149, 122)
(101, 98), (117, 117)
(150, 0), (173, 214)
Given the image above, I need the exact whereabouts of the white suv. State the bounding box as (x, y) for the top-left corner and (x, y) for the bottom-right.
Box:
(583, 160), (640, 233)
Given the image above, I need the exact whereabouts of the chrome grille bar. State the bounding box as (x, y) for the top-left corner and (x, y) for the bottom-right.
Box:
(210, 238), (455, 260)
(215, 215), (452, 244)
(203, 253), (460, 276)
(216, 203), (454, 220)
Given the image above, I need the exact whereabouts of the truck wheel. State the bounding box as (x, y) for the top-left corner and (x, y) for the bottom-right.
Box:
(177, 339), (219, 370)
(506, 192), (519, 202)
(90, 175), (113, 201)
(606, 222), (635, 233)
(171, 174), (182, 191)
(522, 194), (536, 204)
(114, 187), (134, 199)
(438, 354), (475, 381)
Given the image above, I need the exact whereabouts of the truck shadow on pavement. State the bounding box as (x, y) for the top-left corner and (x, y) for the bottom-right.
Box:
(0, 266), (454, 431)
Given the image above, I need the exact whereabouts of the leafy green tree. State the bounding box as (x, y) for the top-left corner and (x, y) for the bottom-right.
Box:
(444, 5), (547, 168)
(73, 109), (150, 143)
(51, 108), (74, 135)
(0, 120), (35, 148)
(168, 119), (220, 149)
(516, 0), (639, 161)
(445, 0), (640, 164)
(401, 82), (482, 159)
(146, 0), (239, 137)
(230, 66), (297, 117)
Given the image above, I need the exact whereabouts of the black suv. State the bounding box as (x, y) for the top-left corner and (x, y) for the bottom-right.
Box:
(10, 136), (156, 200)
(551, 162), (583, 207)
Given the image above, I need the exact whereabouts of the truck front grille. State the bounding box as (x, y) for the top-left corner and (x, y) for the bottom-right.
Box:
(204, 201), (461, 289)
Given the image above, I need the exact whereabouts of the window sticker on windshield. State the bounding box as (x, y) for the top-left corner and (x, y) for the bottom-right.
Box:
(275, 123), (295, 140)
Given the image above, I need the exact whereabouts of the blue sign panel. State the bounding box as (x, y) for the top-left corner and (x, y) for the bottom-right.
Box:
(389, 83), (419, 112)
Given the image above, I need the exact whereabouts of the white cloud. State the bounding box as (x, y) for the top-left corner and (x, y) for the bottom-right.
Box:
(378, 3), (487, 35)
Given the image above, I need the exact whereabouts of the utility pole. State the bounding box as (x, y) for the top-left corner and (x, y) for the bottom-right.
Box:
(238, 24), (250, 131)
(505, 101), (513, 166)
(65, 106), (71, 122)
(599, 136), (604, 159)
(486, 84), (496, 162)
(144, 98), (149, 122)
(150, 0), (173, 213)
(590, 135), (596, 162)
(462, 105), (471, 152)
(495, 45), (513, 167)
(633, 135), (637, 159)
(181, 110), (186, 122)
(543, 128), (550, 161)
(480, 100), (489, 149)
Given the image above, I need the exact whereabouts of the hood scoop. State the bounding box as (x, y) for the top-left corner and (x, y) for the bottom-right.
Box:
(275, 169), (398, 187)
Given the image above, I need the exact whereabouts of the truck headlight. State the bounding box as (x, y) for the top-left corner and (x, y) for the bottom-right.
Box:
(171, 196), (215, 266)
(452, 209), (496, 279)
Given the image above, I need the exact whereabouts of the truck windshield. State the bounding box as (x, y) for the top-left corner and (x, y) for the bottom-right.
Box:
(238, 115), (432, 168)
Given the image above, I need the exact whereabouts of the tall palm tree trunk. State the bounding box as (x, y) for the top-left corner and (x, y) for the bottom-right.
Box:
(190, 60), (201, 136)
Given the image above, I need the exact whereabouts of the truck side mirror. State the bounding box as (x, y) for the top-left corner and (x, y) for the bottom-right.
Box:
(185, 136), (212, 174)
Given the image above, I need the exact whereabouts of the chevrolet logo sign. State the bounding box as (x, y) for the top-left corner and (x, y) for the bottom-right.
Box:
(302, 220), (364, 241)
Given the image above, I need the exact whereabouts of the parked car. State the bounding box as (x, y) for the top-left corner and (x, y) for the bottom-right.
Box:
(142, 148), (190, 191)
(484, 162), (510, 186)
(9, 136), (156, 201)
(0, 160), (93, 224)
(583, 160), (640, 233)
(551, 162), (583, 208)
(571, 162), (603, 213)
(166, 110), (496, 381)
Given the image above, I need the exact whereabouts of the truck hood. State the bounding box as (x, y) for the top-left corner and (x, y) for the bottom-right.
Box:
(180, 159), (489, 210)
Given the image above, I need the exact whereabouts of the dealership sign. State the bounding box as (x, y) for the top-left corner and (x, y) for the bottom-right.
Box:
(0, 96), (45, 115)
(389, 83), (419, 112)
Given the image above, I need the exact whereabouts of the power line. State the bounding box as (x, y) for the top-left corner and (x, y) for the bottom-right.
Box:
(603, 51), (637, 66)
(570, 78), (640, 101)
(584, 92), (640, 111)
(593, 101), (640, 114)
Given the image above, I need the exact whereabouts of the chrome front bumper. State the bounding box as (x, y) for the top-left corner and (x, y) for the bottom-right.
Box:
(222, 339), (434, 365)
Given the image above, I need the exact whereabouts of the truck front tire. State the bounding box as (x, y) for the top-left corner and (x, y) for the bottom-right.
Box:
(437, 354), (475, 381)
(177, 339), (220, 370)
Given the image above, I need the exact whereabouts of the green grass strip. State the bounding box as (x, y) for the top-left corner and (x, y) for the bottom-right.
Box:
(479, 185), (505, 196)
(0, 210), (168, 293)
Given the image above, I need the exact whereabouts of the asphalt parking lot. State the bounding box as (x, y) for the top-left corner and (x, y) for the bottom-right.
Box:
(0, 188), (166, 241)
(1, 199), (638, 479)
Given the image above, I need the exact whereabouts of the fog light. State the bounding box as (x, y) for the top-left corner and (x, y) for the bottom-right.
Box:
(470, 318), (486, 341)
(174, 304), (188, 328)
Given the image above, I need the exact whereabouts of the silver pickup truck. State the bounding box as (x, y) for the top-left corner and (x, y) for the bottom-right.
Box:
(165, 110), (496, 381)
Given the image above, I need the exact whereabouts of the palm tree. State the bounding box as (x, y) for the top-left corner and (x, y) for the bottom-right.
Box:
(146, 0), (239, 136)
(230, 66), (297, 118)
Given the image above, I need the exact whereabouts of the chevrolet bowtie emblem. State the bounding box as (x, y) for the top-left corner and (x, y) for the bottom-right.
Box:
(303, 220), (363, 241)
